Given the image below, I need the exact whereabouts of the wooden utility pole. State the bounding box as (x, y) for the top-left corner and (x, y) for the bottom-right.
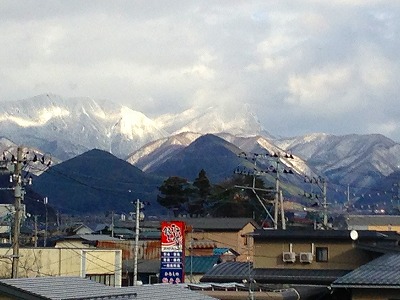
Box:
(11, 146), (23, 278)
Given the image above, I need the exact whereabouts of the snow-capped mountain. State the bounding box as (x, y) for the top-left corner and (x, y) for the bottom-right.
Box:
(275, 133), (400, 187)
(126, 131), (202, 172)
(155, 104), (272, 138)
(0, 94), (167, 160)
(2, 93), (400, 194)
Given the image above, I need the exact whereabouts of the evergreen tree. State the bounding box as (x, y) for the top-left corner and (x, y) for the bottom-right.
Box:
(157, 176), (192, 216)
(208, 174), (274, 221)
(189, 169), (212, 216)
(193, 169), (211, 198)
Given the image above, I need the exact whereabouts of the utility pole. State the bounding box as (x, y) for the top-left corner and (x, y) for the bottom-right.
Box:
(322, 180), (328, 227)
(43, 197), (48, 247)
(33, 215), (38, 247)
(280, 190), (286, 230)
(236, 151), (294, 230)
(11, 146), (23, 279)
(274, 159), (280, 230)
(133, 199), (145, 286)
(111, 211), (114, 238)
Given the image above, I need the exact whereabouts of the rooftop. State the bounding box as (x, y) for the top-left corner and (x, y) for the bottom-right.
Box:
(0, 276), (217, 300)
(332, 252), (400, 289)
(346, 215), (400, 227)
(140, 218), (259, 232)
(252, 229), (394, 241)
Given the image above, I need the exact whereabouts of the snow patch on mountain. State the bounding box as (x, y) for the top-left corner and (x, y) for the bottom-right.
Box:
(155, 104), (264, 137)
(127, 132), (201, 171)
(0, 94), (167, 159)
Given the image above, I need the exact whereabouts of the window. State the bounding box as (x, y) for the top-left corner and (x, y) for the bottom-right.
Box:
(316, 247), (328, 262)
(87, 274), (115, 286)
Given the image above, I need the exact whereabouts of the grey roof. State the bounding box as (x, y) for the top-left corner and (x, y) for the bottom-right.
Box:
(123, 284), (217, 300)
(253, 229), (392, 241)
(332, 253), (400, 288)
(140, 218), (259, 231)
(0, 277), (136, 300)
(253, 268), (351, 285)
(60, 234), (122, 242)
(179, 218), (259, 231)
(0, 276), (217, 300)
(346, 215), (400, 227)
(200, 261), (350, 284)
(200, 261), (252, 283)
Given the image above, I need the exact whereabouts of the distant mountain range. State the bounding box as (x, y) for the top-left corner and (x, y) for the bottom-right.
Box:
(1, 94), (400, 215)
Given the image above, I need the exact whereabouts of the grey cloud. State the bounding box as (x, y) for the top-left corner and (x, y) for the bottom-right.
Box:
(1, 1), (400, 142)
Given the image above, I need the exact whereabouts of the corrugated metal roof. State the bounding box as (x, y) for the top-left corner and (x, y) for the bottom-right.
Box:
(0, 277), (217, 300)
(332, 253), (400, 288)
(253, 268), (350, 285)
(200, 261), (252, 283)
(122, 284), (217, 300)
(0, 277), (134, 299)
(201, 261), (350, 285)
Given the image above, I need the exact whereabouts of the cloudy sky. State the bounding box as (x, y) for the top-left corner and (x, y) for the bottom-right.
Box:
(1, 1), (399, 141)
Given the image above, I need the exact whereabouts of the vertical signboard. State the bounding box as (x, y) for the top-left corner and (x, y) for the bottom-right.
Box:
(160, 221), (185, 284)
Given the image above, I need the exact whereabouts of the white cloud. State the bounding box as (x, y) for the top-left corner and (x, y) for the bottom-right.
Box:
(0, 1), (399, 142)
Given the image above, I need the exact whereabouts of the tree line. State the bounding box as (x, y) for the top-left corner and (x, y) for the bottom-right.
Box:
(157, 169), (274, 222)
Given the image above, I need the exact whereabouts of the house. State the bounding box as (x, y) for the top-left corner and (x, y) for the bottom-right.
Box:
(201, 229), (400, 299)
(341, 214), (400, 232)
(0, 276), (217, 300)
(127, 217), (258, 260)
(0, 247), (122, 286)
(179, 217), (258, 261)
(58, 223), (94, 236)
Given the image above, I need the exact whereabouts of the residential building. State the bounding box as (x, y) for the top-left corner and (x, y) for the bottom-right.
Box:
(342, 214), (400, 232)
(201, 229), (400, 299)
(180, 217), (258, 261)
(0, 247), (122, 286)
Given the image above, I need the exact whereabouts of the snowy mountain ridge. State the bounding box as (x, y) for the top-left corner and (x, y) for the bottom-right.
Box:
(0, 94), (168, 159)
(1, 94), (400, 190)
(0, 94), (265, 160)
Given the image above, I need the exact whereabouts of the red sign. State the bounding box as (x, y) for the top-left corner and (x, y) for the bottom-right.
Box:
(161, 221), (185, 250)
(160, 221), (186, 283)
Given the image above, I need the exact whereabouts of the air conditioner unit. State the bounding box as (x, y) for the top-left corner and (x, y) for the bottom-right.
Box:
(282, 252), (296, 263)
(299, 252), (313, 263)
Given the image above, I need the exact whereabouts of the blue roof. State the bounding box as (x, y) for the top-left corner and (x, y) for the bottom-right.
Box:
(185, 256), (220, 274)
(213, 248), (229, 255)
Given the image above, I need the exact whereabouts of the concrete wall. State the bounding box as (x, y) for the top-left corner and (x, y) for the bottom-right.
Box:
(0, 248), (122, 286)
(254, 240), (371, 270)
